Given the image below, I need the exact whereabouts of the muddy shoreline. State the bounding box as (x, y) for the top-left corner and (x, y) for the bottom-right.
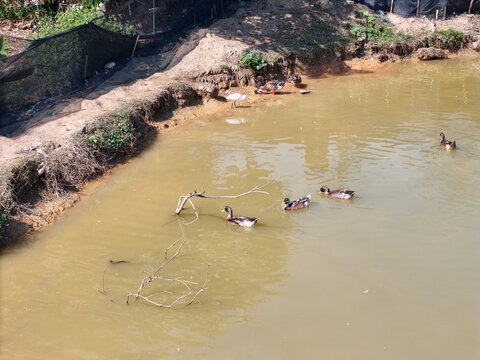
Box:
(1, 2), (480, 248)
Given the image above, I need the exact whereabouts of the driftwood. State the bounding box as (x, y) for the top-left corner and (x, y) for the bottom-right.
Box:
(126, 238), (209, 308)
(175, 181), (272, 217)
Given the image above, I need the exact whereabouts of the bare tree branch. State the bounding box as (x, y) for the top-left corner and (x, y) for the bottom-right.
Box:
(187, 264), (210, 305)
(175, 180), (273, 215)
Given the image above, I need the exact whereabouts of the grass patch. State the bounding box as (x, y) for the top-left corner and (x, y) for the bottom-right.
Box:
(238, 49), (269, 71)
(31, 6), (136, 39)
(350, 10), (415, 43)
(429, 29), (466, 51)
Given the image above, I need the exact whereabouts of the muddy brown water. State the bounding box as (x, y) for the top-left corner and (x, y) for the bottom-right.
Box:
(1, 58), (480, 360)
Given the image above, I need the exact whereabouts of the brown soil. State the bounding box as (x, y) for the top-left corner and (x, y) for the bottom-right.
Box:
(1, 1), (480, 246)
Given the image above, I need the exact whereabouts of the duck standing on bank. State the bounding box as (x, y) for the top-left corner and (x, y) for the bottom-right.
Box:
(439, 132), (456, 150)
(288, 74), (302, 87)
(282, 194), (311, 210)
(255, 80), (286, 95)
(221, 206), (258, 228)
(319, 186), (355, 199)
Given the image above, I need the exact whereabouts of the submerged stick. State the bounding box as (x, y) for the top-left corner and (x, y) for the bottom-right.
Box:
(175, 180), (273, 216)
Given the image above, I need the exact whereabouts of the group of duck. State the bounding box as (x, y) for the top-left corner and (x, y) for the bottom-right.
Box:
(225, 74), (303, 108)
(221, 132), (457, 229)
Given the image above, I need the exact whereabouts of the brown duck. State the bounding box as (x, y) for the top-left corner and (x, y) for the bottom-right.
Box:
(439, 132), (456, 150)
(282, 194), (311, 210)
(319, 186), (355, 199)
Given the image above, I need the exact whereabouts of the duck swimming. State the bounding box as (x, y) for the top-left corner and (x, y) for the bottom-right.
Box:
(439, 132), (456, 150)
(282, 194), (311, 210)
(319, 186), (355, 199)
(221, 206), (258, 228)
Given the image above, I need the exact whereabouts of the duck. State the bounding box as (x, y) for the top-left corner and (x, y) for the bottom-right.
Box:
(254, 76), (266, 88)
(288, 74), (302, 87)
(439, 132), (456, 150)
(225, 93), (247, 108)
(319, 186), (355, 199)
(282, 194), (311, 210)
(254, 80), (285, 95)
(221, 206), (258, 228)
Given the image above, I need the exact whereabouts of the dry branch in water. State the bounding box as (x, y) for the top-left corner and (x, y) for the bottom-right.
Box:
(126, 239), (209, 308)
(175, 181), (273, 216)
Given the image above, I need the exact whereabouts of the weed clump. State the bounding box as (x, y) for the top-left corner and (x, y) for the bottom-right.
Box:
(80, 107), (139, 158)
(350, 10), (414, 43)
(238, 49), (269, 71)
(430, 29), (466, 51)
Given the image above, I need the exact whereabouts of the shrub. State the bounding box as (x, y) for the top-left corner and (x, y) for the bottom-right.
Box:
(238, 49), (269, 71)
(430, 29), (466, 51)
(0, 1), (36, 21)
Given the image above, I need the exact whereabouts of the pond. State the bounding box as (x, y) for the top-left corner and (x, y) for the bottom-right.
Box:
(1, 58), (479, 360)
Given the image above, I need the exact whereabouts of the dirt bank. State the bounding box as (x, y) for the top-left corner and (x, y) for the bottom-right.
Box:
(1, 0), (479, 247)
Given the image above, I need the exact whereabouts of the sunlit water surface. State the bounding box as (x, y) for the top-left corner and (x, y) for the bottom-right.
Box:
(1, 58), (480, 360)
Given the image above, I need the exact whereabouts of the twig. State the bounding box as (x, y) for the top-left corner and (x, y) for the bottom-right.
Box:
(187, 264), (210, 305)
(164, 237), (182, 260)
(175, 180), (273, 215)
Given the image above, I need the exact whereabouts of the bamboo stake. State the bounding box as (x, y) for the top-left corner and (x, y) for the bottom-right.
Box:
(390, 0), (394, 13)
(443, 6), (447, 19)
(131, 34), (140, 58)
(468, 0), (474, 13)
(416, 0), (420, 16)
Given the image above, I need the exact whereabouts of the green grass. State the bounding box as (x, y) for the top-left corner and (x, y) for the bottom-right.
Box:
(31, 6), (136, 39)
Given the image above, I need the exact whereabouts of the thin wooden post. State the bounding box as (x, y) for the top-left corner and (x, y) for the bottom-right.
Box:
(468, 0), (474, 13)
(84, 54), (88, 84)
(390, 0), (394, 13)
(152, 0), (156, 37)
(435, 8), (439, 19)
(443, 6), (447, 19)
(416, 0), (420, 16)
(131, 34), (140, 58)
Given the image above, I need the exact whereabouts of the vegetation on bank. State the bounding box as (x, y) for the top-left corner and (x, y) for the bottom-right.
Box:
(0, 86), (197, 246)
(429, 29), (467, 50)
(238, 49), (269, 71)
(350, 10), (415, 43)
(1, 0), (135, 43)
(32, 6), (136, 39)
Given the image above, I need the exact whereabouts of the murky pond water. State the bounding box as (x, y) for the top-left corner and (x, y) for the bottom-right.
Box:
(2, 58), (480, 360)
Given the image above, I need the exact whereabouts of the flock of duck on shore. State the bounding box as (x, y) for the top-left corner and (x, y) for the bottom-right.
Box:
(225, 74), (304, 108)
(222, 74), (457, 228)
